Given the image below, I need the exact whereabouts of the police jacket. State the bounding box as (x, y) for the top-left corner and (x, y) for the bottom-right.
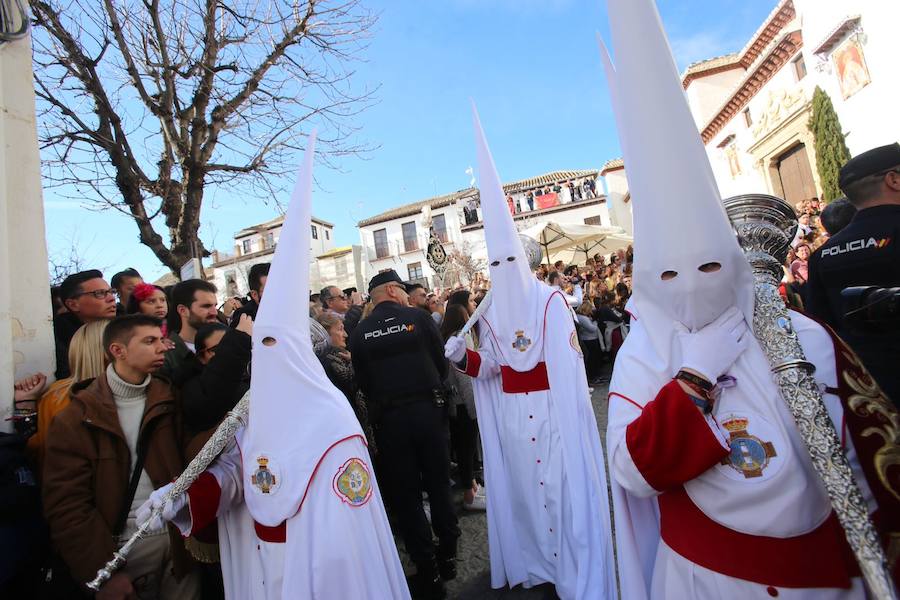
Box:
(806, 204), (900, 400)
(349, 301), (449, 406)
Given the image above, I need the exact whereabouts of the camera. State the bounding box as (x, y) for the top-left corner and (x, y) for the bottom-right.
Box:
(841, 286), (900, 331)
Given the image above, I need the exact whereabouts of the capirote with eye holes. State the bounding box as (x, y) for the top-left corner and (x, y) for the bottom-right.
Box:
(660, 262), (721, 281)
(490, 255), (518, 266)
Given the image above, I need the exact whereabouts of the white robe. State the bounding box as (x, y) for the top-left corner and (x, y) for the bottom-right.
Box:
(467, 288), (617, 600)
(177, 428), (410, 600)
(608, 310), (874, 600)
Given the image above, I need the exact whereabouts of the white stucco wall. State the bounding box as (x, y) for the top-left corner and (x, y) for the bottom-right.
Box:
(359, 206), (459, 286)
(1, 33), (54, 427)
(685, 67), (746, 128)
(795, 0), (900, 155)
(602, 169), (632, 234)
(696, 1), (898, 203)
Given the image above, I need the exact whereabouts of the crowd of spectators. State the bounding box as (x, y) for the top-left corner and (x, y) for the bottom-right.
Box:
(464, 177), (600, 224)
(781, 196), (856, 309)
(7, 197), (867, 597)
(5, 258), (511, 598)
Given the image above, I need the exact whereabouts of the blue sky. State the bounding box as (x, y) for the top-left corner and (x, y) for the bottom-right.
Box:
(42, 0), (777, 283)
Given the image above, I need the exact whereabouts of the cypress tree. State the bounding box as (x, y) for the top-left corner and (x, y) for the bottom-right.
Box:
(808, 86), (851, 202)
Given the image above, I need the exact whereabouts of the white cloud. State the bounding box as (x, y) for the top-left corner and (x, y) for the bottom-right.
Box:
(43, 199), (87, 211)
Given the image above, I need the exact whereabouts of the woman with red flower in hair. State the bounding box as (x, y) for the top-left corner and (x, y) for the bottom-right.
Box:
(126, 282), (171, 337)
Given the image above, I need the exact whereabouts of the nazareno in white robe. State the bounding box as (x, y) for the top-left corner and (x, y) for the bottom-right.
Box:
(607, 308), (874, 600)
(174, 426), (411, 600)
(462, 284), (617, 600)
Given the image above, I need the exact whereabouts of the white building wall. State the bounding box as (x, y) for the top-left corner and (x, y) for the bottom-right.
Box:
(234, 221), (333, 259)
(602, 169), (633, 234)
(359, 209), (451, 285)
(1, 33), (54, 427)
(796, 0), (900, 155)
(704, 55), (809, 199)
(685, 67), (746, 128)
(697, 1), (900, 203)
(310, 246), (367, 294)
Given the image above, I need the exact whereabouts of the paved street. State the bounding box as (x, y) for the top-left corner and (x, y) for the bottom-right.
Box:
(396, 366), (612, 599)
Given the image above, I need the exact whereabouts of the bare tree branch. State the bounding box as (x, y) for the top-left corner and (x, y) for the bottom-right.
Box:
(32, 0), (378, 274)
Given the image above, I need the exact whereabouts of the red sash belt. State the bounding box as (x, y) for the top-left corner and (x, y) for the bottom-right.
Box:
(659, 487), (859, 588)
(254, 520), (287, 543)
(500, 362), (550, 394)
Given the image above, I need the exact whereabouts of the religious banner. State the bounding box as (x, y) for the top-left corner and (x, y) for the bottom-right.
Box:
(536, 192), (559, 209)
(425, 228), (449, 274)
(833, 37), (871, 100)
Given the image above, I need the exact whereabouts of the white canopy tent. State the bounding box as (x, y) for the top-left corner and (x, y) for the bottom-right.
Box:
(521, 221), (633, 266)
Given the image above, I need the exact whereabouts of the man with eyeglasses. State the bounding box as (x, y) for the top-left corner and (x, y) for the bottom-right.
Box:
(53, 270), (118, 378)
(320, 284), (364, 335)
(807, 142), (900, 405)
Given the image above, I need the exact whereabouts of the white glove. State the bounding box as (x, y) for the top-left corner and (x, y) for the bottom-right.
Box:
(444, 335), (467, 363)
(677, 307), (750, 384)
(135, 482), (186, 533)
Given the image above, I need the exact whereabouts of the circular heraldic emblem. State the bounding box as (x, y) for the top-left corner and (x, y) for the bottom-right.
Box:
(332, 457), (373, 507)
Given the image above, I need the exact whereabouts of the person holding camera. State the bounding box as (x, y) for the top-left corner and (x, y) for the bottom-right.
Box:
(807, 143), (900, 405)
(349, 269), (460, 600)
(548, 269), (583, 309)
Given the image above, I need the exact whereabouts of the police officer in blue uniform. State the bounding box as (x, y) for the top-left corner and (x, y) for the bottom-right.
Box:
(349, 270), (459, 600)
(807, 143), (900, 405)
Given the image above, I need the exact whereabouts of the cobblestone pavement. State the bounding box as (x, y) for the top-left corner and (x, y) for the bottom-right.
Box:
(396, 367), (612, 600)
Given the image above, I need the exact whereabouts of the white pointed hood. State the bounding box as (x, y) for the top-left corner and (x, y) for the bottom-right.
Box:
(241, 132), (362, 526)
(472, 104), (549, 371)
(599, 0), (754, 348)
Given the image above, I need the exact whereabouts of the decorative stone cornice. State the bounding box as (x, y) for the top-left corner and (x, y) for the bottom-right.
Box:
(700, 30), (803, 145)
(682, 0), (796, 89)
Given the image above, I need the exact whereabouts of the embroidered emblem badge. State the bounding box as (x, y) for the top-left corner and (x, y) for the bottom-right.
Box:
(512, 330), (532, 352)
(251, 456), (279, 494)
(332, 457), (373, 507)
(719, 417), (777, 478)
(569, 330), (582, 355)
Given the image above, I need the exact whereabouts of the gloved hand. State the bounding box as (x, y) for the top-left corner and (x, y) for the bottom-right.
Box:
(444, 336), (467, 363)
(135, 482), (185, 533)
(677, 306), (749, 384)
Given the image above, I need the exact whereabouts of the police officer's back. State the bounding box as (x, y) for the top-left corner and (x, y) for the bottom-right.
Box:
(807, 143), (900, 405)
(349, 270), (459, 600)
(350, 289), (447, 407)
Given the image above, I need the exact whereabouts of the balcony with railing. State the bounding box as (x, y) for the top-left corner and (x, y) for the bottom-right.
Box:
(0, 0), (29, 43)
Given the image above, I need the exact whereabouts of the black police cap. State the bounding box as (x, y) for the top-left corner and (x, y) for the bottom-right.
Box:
(367, 269), (411, 293)
(839, 142), (900, 189)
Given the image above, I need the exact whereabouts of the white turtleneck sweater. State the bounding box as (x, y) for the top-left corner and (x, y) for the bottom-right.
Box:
(106, 364), (161, 540)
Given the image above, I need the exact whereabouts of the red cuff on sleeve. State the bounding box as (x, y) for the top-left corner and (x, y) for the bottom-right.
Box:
(625, 380), (729, 492)
(187, 471), (221, 535)
(462, 349), (482, 377)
